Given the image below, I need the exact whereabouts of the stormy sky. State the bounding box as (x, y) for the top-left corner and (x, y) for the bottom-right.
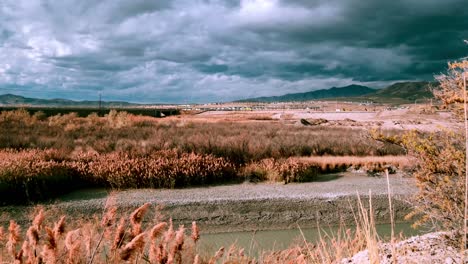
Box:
(0, 0), (467, 103)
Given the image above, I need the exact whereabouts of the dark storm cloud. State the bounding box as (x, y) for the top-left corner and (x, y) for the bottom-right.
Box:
(0, 0), (466, 103)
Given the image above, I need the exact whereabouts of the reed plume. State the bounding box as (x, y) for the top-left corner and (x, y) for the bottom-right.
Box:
(191, 221), (199, 243)
(150, 222), (167, 240)
(148, 222), (167, 263)
(174, 226), (185, 251)
(53, 216), (66, 238)
(7, 220), (21, 257)
(130, 203), (150, 237)
(209, 247), (224, 264)
(112, 217), (126, 250)
(22, 240), (35, 264)
(164, 219), (175, 243)
(102, 195), (117, 228)
(119, 232), (146, 261)
(27, 226), (40, 246)
(65, 229), (81, 264)
(32, 208), (45, 230)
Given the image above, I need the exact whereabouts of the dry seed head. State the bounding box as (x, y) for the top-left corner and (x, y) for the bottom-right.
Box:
(21, 240), (33, 264)
(32, 209), (45, 230)
(53, 216), (66, 237)
(27, 226), (40, 246)
(65, 229), (82, 264)
(148, 235), (164, 264)
(164, 219), (175, 243)
(120, 232), (146, 261)
(41, 244), (57, 264)
(174, 225), (185, 251)
(64, 228), (81, 250)
(102, 195), (117, 228)
(45, 227), (57, 251)
(150, 222), (167, 240)
(112, 217), (126, 250)
(130, 203), (151, 225)
(227, 245), (236, 257)
(83, 229), (92, 258)
(131, 223), (142, 237)
(7, 220), (21, 256)
(214, 247), (225, 259)
(191, 221), (200, 243)
(101, 206), (117, 228)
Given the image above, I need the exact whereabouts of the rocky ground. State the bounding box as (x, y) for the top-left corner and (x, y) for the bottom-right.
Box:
(342, 232), (467, 263)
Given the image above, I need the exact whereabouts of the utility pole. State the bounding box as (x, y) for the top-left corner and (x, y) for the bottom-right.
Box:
(99, 93), (102, 116)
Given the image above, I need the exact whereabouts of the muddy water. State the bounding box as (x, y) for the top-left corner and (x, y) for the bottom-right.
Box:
(199, 222), (421, 255)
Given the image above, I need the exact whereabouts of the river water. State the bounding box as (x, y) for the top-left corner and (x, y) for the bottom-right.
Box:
(199, 222), (421, 255)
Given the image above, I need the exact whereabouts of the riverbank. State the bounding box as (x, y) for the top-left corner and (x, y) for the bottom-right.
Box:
(0, 172), (416, 233)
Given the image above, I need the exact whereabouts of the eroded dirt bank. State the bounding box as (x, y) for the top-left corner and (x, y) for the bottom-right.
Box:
(0, 172), (416, 233)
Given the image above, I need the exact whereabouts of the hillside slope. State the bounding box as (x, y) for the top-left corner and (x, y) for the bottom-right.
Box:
(237, 85), (375, 102)
(238, 81), (435, 103)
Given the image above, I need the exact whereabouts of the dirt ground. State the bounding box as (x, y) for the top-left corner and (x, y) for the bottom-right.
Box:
(184, 107), (458, 132)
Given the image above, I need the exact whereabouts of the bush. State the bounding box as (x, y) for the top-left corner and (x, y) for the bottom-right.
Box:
(403, 130), (465, 230)
(403, 60), (467, 231)
(242, 158), (318, 183)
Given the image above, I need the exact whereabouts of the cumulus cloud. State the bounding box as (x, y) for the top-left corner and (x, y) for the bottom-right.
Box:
(0, 0), (466, 102)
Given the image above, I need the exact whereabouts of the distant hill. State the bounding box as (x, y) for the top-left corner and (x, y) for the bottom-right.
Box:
(238, 81), (435, 104)
(0, 94), (139, 107)
(236, 85), (376, 102)
(373, 81), (434, 101)
(343, 81), (436, 104)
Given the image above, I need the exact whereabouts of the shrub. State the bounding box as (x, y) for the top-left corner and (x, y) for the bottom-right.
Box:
(402, 130), (465, 230)
(106, 110), (131, 128)
(403, 60), (467, 232)
(242, 158), (318, 183)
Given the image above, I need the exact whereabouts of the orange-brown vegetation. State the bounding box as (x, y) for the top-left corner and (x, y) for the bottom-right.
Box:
(0, 109), (404, 160)
(0, 149), (236, 204)
(398, 60), (467, 236)
(0, 198), (386, 264)
(0, 108), (410, 203)
(0, 201), (205, 264)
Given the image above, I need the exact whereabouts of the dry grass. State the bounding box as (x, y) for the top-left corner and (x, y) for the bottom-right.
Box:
(0, 194), (396, 264)
(0, 109), (409, 204)
(0, 109), (405, 162)
(297, 155), (413, 172)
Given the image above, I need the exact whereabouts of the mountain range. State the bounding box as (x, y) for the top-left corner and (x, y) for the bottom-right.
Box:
(0, 94), (140, 107)
(237, 81), (435, 103)
(0, 81), (436, 106)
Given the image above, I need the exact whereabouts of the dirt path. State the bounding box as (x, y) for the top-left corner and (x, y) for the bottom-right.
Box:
(0, 172), (417, 233)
